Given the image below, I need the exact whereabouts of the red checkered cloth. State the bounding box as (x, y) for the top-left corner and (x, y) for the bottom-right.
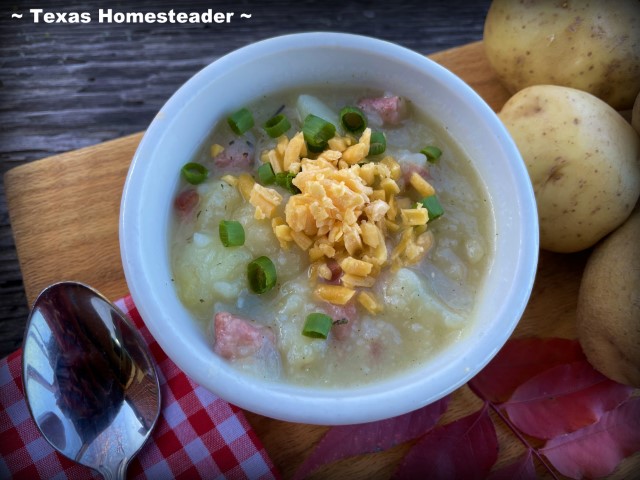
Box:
(0, 295), (280, 480)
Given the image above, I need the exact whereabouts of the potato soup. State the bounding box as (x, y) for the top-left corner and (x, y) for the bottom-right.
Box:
(170, 88), (494, 387)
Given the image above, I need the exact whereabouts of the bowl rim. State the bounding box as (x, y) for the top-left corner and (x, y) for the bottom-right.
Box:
(120, 31), (539, 425)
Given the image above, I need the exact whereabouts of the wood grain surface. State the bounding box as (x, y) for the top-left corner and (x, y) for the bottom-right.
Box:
(5, 40), (639, 479)
(0, 0), (492, 356)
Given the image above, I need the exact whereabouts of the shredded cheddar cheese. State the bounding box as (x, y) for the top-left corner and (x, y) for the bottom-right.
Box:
(221, 174), (237, 186)
(315, 284), (356, 305)
(409, 171), (436, 197)
(249, 183), (282, 220)
(210, 143), (225, 157)
(240, 127), (438, 308)
(237, 173), (255, 200)
(357, 291), (383, 314)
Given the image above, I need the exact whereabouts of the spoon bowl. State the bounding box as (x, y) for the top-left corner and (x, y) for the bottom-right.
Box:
(22, 281), (161, 479)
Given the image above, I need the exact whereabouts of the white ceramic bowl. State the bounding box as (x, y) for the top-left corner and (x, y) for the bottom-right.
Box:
(120, 32), (538, 425)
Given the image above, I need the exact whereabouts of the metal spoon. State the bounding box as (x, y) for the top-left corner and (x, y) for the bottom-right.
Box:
(22, 281), (161, 480)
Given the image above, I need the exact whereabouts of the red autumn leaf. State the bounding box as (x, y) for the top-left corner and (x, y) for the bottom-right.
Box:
(468, 337), (584, 403)
(293, 395), (450, 480)
(392, 403), (498, 480)
(502, 360), (633, 439)
(487, 451), (537, 480)
(540, 396), (640, 479)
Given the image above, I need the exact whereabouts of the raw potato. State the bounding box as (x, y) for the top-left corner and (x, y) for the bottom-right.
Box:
(484, 0), (640, 110)
(576, 207), (640, 387)
(499, 85), (640, 252)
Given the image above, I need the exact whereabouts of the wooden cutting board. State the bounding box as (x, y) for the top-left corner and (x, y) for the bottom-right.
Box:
(5, 41), (638, 479)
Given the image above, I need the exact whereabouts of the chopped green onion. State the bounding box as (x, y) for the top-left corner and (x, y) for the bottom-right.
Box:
(219, 220), (245, 247)
(369, 131), (387, 156)
(275, 171), (301, 194)
(258, 163), (276, 185)
(419, 195), (444, 221)
(227, 108), (254, 135)
(247, 256), (277, 294)
(181, 162), (208, 185)
(302, 313), (333, 339)
(263, 114), (291, 138)
(420, 145), (442, 163)
(339, 106), (367, 135)
(302, 114), (336, 151)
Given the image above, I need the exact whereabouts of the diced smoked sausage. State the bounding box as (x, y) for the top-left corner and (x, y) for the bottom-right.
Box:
(213, 311), (276, 360)
(174, 189), (199, 216)
(357, 95), (407, 126)
(212, 140), (255, 172)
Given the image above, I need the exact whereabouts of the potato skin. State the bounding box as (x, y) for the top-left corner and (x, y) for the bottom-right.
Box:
(633, 92), (640, 135)
(484, 0), (640, 110)
(576, 207), (640, 387)
(499, 85), (640, 252)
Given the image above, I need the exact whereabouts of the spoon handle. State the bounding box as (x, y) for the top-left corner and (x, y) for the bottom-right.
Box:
(98, 457), (128, 480)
